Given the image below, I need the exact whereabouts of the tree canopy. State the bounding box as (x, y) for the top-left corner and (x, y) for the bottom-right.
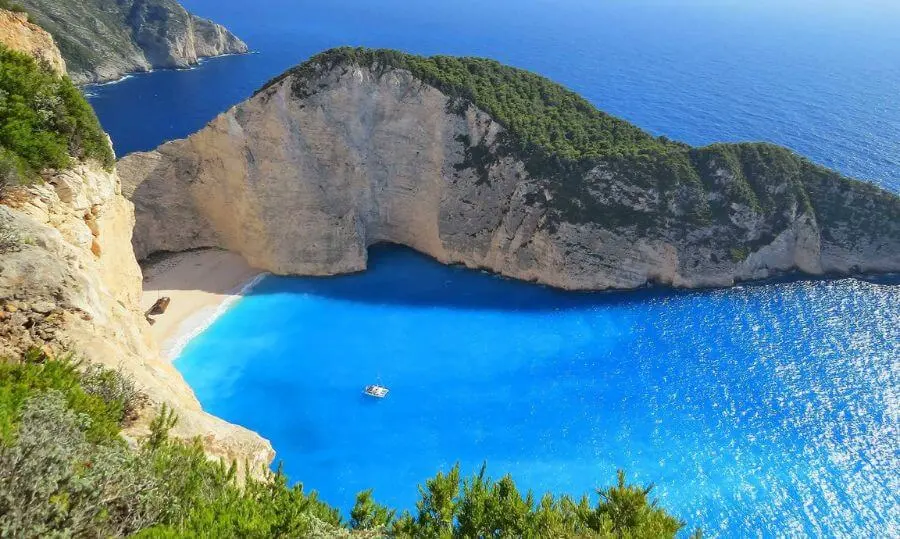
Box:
(0, 44), (113, 188)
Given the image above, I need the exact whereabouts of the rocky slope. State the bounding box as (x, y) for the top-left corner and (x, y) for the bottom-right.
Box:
(0, 8), (65, 74)
(16, 0), (247, 84)
(119, 48), (900, 291)
(0, 164), (273, 474)
(0, 20), (269, 477)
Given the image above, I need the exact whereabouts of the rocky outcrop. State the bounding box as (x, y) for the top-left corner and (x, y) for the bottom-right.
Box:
(119, 51), (900, 291)
(0, 163), (273, 475)
(0, 8), (65, 74)
(16, 0), (247, 84)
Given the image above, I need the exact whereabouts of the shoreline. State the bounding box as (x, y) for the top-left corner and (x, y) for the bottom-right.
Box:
(81, 50), (255, 89)
(140, 249), (267, 360)
(137, 246), (900, 362)
(164, 271), (269, 361)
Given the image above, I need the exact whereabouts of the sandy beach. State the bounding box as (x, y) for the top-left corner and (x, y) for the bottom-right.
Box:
(141, 249), (266, 360)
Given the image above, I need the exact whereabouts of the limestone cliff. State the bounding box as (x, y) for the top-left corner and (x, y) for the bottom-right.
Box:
(16, 0), (247, 84)
(0, 8), (65, 75)
(0, 164), (273, 473)
(119, 49), (900, 291)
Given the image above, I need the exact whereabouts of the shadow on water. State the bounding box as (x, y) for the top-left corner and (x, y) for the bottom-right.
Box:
(236, 243), (900, 313)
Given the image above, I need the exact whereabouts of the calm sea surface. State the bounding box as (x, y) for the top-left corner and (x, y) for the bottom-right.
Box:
(88, 0), (900, 534)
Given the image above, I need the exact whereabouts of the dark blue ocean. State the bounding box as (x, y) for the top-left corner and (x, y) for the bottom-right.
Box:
(87, 0), (900, 535)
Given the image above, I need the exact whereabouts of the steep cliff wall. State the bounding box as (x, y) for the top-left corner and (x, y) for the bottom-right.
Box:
(0, 8), (65, 74)
(119, 50), (900, 291)
(0, 165), (273, 472)
(16, 0), (247, 84)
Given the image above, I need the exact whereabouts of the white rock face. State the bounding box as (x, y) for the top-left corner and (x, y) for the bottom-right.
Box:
(0, 163), (273, 476)
(16, 0), (248, 85)
(119, 64), (900, 290)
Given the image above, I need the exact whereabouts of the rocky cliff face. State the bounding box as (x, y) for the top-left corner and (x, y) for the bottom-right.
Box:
(0, 8), (65, 74)
(119, 54), (900, 291)
(0, 164), (273, 473)
(16, 0), (247, 84)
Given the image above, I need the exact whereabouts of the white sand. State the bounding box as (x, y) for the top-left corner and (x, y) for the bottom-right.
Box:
(140, 249), (266, 360)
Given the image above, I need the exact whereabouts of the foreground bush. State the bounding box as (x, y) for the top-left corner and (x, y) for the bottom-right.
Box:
(0, 44), (113, 184)
(0, 350), (692, 537)
(0, 390), (162, 536)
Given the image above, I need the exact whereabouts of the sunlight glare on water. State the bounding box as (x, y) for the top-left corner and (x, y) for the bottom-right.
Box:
(176, 246), (900, 536)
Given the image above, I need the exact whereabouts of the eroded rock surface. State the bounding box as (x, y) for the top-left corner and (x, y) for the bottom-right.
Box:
(0, 8), (65, 74)
(16, 0), (247, 84)
(120, 56), (900, 290)
(0, 163), (273, 475)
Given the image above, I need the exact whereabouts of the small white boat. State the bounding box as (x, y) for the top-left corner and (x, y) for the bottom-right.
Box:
(364, 385), (389, 398)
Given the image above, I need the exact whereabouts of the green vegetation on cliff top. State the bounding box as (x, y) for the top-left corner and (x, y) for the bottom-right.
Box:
(262, 47), (666, 162)
(0, 44), (113, 188)
(263, 48), (899, 238)
(1, 349), (690, 537)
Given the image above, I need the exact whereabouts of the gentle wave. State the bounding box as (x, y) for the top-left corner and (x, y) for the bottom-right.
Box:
(164, 272), (270, 361)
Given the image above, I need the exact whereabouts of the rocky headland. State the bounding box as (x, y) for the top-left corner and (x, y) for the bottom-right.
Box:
(0, 14), (271, 475)
(119, 48), (900, 291)
(15, 0), (247, 84)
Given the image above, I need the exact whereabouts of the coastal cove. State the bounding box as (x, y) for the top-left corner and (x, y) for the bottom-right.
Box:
(169, 244), (900, 536)
(76, 0), (900, 536)
(7, 0), (900, 533)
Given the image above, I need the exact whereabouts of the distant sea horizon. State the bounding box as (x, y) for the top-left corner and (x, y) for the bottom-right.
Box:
(89, 0), (900, 194)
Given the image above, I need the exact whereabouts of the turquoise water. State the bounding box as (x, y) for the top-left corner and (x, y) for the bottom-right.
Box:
(84, 0), (900, 534)
(176, 246), (900, 535)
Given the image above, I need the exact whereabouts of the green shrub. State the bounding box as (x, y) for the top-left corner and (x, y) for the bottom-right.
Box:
(388, 463), (685, 538)
(80, 362), (141, 424)
(132, 408), (346, 538)
(0, 391), (165, 537)
(729, 247), (749, 262)
(350, 489), (395, 531)
(0, 146), (26, 197)
(0, 350), (691, 537)
(0, 44), (113, 179)
(0, 349), (129, 445)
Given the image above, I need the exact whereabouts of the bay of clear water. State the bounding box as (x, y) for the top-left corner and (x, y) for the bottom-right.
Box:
(87, 0), (900, 534)
(176, 246), (899, 535)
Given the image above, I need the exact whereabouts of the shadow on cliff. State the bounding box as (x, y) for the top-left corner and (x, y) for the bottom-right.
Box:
(145, 244), (899, 313)
(233, 243), (895, 313)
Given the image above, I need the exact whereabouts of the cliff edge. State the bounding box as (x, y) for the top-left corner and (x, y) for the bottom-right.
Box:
(16, 0), (247, 84)
(0, 165), (273, 477)
(0, 8), (65, 75)
(0, 34), (271, 474)
(119, 48), (900, 291)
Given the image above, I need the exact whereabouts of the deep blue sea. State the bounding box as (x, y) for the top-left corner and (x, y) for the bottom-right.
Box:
(87, 0), (900, 535)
